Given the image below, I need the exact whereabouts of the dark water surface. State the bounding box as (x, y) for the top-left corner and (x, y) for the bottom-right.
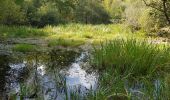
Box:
(0, 49), (98, 100)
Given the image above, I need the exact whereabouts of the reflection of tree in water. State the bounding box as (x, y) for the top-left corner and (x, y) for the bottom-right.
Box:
(48, 49), (80, 69)
(47, 49), (81, 97)
(19, 49), (81, 99)
(0, 49), (83, 99)
(0, 54), (10, 96)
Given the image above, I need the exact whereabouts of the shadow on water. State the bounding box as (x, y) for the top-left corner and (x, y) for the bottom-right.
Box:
(0, 48), (98, 100)
(0, 54), (10, 99)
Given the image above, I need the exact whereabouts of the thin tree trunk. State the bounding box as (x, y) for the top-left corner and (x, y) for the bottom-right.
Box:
(142, 0), (170, 25)
(162, 0), (170, 24)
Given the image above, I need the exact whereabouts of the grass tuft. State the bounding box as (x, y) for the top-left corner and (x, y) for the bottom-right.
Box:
(92, 39), (170, 77)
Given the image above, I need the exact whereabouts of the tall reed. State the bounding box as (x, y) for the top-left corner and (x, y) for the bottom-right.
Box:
(92, 39), (170, 77)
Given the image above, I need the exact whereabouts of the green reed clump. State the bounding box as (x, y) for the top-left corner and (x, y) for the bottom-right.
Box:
(92, 39), (170, 77)
(89, 39), (170, 99)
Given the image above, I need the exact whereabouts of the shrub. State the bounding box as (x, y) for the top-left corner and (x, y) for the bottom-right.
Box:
(123, 0), (144, 31)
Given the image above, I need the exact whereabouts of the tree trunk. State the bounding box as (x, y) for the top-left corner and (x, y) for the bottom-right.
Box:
(142, 0), (170, 25)
(162, 0), (170, 25)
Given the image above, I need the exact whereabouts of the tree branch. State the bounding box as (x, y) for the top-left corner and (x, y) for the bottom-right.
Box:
(162, 0), (170, 24)
(142, 0), (164, 12)
(142, 0), (170, 25)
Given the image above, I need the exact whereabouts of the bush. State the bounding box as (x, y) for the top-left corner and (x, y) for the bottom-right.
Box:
(39, 10), (64, 27)
(123, 0), (145, 31)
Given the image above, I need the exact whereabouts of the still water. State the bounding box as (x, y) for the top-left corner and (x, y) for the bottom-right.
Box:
(0, 48), (164, 100)
(0, 49), (98, 100)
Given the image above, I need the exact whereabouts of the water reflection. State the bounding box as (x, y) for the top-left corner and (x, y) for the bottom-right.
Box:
(1, 49), (98, 99)
(0, 54), (10, 98)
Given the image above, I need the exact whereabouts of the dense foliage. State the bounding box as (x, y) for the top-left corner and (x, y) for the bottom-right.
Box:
(0, 0), (170, 32)
(0, 0), (111, 26)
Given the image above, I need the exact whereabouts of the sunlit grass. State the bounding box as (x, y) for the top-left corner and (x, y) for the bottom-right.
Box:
(0, 24), (150, 47)
(92, 39), (170, 77)
(0, 25), (47, 38)
(45, 23), (147, 46)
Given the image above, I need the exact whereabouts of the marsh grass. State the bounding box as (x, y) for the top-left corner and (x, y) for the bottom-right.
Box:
(0, 24), (147, 47)
(92, 39), (170, 77)
(13, 44), (37, 52)
(85, 69), (169, 99)
(89, 39), (170, 99)
(0, 25), (47, 38)
(46, 24), (144, 45)
(1, 24), (136, 39)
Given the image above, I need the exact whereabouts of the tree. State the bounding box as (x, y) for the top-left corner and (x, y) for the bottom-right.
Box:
(0, 0), (25, 25)
(142, 0), (170, 25)
(102, 0), (125, 20)
(0, 0), (111, 26)
(73, 0), (110, 24)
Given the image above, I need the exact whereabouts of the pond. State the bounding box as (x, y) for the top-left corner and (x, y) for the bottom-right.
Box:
(0, 48), (167, 100)
(0, 49), (98, 100)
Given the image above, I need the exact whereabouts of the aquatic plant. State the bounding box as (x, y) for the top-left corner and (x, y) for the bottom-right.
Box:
(90, 39), (170, 99)
(92, 39), (170, 77)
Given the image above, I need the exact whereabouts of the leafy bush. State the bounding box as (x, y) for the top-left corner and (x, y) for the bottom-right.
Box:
(123, 0), (145, 31)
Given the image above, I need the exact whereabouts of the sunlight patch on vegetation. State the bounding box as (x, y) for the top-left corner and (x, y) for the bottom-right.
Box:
(46, 24), (147, 45)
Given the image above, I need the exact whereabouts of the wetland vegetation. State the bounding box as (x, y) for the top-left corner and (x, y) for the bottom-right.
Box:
(0, 0), (170, 100)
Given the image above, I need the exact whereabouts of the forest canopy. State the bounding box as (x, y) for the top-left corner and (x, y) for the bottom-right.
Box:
(0, 0), (170, 32)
